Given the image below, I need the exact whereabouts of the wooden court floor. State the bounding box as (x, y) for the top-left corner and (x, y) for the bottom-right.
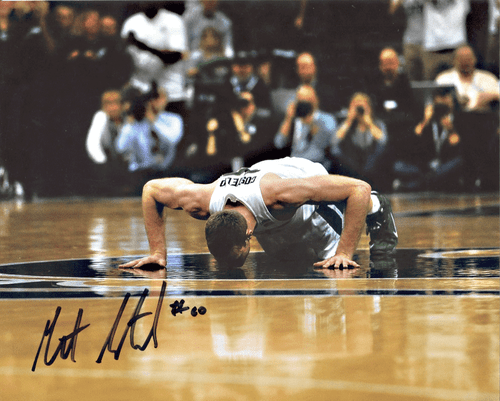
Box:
(0, 192), (498, 401)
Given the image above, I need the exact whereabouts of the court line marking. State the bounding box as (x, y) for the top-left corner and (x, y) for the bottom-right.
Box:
(1, 366), (497, 400)
(0, 247), (496, 266)
(0, 272), (499, 282)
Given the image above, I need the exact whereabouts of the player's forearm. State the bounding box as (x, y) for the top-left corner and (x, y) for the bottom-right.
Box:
(142, 184), (167, 258)
(335, 184), (371, 259)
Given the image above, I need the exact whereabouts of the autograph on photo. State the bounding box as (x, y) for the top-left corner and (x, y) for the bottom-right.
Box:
(32, 281), (206, 372)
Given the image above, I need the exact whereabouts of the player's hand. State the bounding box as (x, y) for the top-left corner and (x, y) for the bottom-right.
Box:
(119, 254), (166, 269)
(313, 254), (360, 269)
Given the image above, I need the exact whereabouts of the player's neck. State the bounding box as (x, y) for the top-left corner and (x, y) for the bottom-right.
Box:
(224, 202), (257, 232)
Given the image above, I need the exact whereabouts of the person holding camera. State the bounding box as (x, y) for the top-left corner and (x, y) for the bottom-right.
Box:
(393, 87), (464, 191)
(115, 83), (184, 193)
(274, 85), (337, 170)
(329, 92), (388, 189)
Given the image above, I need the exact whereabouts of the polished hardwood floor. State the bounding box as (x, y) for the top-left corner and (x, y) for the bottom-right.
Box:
(0, 192), (498, 401)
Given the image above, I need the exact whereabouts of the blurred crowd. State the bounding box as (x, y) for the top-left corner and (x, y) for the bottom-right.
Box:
(0, 0), (498, 200)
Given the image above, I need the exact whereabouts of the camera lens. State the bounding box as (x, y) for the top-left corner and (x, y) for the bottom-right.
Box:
(356, 106), (364, 115)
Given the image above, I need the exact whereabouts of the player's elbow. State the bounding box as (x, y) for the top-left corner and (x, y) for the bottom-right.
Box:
(142, 180), (155, 196)
(142, 179), (163, 202)
(350, 180), (372, 210)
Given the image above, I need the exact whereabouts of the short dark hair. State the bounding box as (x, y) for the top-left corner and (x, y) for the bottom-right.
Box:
(205, 211), (248, 264)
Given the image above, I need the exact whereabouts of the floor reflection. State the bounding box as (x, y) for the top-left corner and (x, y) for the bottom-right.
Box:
(0, 248), (497, 298)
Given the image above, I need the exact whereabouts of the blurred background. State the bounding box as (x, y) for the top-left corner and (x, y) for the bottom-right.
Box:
(0, 0), (497, 201)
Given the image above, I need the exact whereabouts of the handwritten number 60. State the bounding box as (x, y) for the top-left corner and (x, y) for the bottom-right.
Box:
(191, 306), (207, 317)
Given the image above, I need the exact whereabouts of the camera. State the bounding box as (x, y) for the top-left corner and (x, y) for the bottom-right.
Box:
(295, 101), (313, 118)
(433, 103), (451, 120)
(126, 81), (160, 121)
(356, 105), (365, 116)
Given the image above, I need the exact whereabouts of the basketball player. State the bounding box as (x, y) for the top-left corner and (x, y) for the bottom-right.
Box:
(120, 157), (397, 269)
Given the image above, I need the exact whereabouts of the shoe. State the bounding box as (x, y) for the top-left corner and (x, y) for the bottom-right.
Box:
(366, 191), (398, 256)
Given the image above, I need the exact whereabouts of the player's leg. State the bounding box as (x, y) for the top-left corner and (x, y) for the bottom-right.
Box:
(366, 191), (398, 256)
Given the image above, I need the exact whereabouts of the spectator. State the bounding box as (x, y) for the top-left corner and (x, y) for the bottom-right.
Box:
(86, 89), (129, 195)
(295, 51), (339, 112)
(183, 0), (233, 58)
(329, 92), (389, 189)
(368, 47), (419, 176)
(12, 1), (54, 53)
(186, 26), (226, 79)
(421, 0), (470, 80)
(42, 3), (76, 60)
(121, 2), (189, 120)
(57, 8), (111, 105)
(185, 25), (226, 105)
(229, 91), (281, 167)
(96, 13), (133, 89)
(296, 52), (317, 86)
(86, 89), (125, 165)
(369, 47), (418, 119)
(182, 90), (280, 182)
(0, 1), (24, 196)
(486, 0), (499, 76)
(227, 51), (273, 112)
(393, 87), (464, 191)
(389, 0), (425, 81)
(100, 13), (117, 37)
(64, 9), (102, 62)
(436, 45), (499, 112)
(115, 83), (184, 188)
(0, 1), (53, 199)
(274, 85), (336, 170)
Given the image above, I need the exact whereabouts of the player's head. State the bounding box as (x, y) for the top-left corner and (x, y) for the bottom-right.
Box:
(205, 211), (252, 268)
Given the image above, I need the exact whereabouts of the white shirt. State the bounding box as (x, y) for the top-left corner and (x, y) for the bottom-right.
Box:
(121, 9), (188, 101)
(423, 0), (470, 51)
(436, 68), (500, 110)
(86, 111), (119, 164)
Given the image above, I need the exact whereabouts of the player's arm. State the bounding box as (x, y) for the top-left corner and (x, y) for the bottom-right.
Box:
(119, 177), (194, 269)
(267, 174), (372, 268)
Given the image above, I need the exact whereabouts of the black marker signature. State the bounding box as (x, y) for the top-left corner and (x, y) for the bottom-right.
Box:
(32, 281), (206, 370)
(96, 281), (166, 363)
(32, 307), (90, 372)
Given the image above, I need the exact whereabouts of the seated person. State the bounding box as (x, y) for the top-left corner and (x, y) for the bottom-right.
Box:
(393, 87), (464, 191)
(226, 50), (273, 112)
(229, 91), (281, 167)
(86, 88), (131, 195)
(274, 85), (337, 171)
(436, 45), (499, 112)
(182, 91), (280, 183)
(368, 47), (418, 143)
(329, 93), (389, 189)
(86, 89), (125, 164)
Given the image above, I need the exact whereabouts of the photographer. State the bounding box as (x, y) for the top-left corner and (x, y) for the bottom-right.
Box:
(393, 87), (464, 191)
(329, 92), (388, 189)
(115, 82), (184, 193)
(274, 85), (337, 170)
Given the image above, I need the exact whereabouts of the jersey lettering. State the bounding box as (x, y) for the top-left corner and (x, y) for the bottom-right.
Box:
(219, 168), (259, 187)
(219, 175), (257, 187)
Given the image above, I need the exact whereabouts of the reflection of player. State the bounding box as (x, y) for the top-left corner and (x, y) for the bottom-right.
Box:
(120, 157), (397, 270)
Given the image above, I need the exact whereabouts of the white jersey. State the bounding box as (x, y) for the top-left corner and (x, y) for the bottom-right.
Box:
(209, 157), (344, 261)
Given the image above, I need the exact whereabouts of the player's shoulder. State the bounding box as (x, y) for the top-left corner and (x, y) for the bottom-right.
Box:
(259, 172), (305, 207)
